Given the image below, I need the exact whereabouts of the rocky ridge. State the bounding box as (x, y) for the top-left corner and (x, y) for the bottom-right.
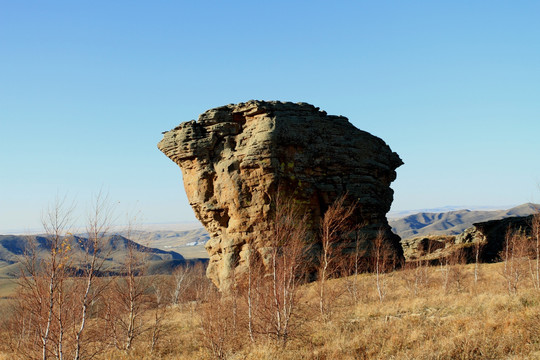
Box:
(390, 203), (539, 240)
(158, 101), (403, 289)
(401, 215), (538, 262)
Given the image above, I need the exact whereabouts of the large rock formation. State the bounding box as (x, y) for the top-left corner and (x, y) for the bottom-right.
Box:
(158, 100), (403, 289)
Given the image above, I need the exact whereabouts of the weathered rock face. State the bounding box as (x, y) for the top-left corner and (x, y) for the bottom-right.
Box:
(456, 215), (536, 262)
(158, 101), (403, 289)
(400, 215), (538, 263)
(401, 235), (454, 260)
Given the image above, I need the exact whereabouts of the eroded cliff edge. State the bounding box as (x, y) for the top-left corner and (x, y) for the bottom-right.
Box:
(158, 101), (403, 289)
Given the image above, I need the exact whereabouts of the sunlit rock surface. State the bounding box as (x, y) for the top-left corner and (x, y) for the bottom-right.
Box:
(158, 101), (403, 289)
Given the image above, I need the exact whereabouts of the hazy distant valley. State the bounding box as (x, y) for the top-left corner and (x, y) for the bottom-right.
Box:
(0, 232), (208, 280)
(127, 227), (210, 259)
(3, 203), (536, 281)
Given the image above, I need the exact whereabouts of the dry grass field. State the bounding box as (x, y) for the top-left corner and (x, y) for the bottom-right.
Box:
(4, 260), (539, 359)
(0, 278), (16, 308)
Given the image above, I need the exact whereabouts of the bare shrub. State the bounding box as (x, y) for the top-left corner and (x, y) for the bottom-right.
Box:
(449, 248), (467, 292)
(401, 260), (429, 297)
(198, 260), (248, 359)
(198, 287), (239, 360)
(439, 247), (467, 293)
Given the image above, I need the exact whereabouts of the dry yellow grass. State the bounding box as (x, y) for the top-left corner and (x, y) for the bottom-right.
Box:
(0, 278), (17, 299)
(4, 261), (540, 359)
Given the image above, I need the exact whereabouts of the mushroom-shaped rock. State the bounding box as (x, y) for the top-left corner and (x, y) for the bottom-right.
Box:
(158, 101), (404, 289)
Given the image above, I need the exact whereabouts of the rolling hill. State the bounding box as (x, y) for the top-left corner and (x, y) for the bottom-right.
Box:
(389, 203), (539, 239)
(0, 234), (205, 278)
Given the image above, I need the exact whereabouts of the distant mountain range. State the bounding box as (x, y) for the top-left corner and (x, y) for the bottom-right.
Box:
(4, 203), (536, 275)
(387, 205), (517, 219)
(389, 203), (539, 240)
(0, 234), (206, 279)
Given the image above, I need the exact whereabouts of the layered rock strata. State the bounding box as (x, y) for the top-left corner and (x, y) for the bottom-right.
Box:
(158, 101), (403, 289)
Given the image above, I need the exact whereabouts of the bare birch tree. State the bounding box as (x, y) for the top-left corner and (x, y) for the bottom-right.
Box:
(10, 197), (75, 360)
(373, 230), (392, 303)
(473, 240), (483, 287)
(171, 265), (191, 306)
(233, 194), (310, 346)
(501, 229), (528, 294)
(104, 239), (151, 352)
(529, 214), (540, 290)
(318, 195), (355, 318)
(7, 194), (119, 360)
(72, 191), (114, 360)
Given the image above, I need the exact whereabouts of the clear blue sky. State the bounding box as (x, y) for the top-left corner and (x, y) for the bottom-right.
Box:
(1, 1), (539, 232)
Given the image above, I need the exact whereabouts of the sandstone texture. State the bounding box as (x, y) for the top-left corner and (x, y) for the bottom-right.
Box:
(158, 101), (403, 289)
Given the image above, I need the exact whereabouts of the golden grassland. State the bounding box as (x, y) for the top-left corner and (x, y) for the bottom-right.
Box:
(0, 278), (16, 296)
(0, 278), (16, 308)
(4, 261), (540, 359)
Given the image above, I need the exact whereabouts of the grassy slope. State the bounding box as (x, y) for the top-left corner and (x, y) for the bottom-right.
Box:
(91, 263), (540, 358)
(0, 278), (16, 298)
(0, 278), (17, 312)
(4, 261), (540, 359)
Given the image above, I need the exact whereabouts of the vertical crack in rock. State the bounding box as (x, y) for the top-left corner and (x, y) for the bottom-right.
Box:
(158, 100), (404, 290)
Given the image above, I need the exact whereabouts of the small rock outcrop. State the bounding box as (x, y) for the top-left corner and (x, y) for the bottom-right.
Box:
(401, 235), (454, 260)
(158, 101), (403, 289)
(456, 215), (536, 262)
(401, 215), (538, 263)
